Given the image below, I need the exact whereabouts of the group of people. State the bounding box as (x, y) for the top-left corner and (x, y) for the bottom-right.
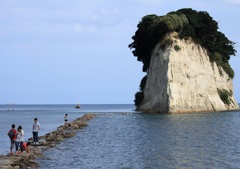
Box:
(8, 118), (40, 155)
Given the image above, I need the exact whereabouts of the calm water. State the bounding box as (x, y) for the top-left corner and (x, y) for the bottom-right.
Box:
(2, 104), (240, 169)
(0, 104), (134, 155)
(37, 108), (240, 169)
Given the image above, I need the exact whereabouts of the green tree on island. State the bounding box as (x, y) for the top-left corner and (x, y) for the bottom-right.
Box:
(129, 8), (236, 106)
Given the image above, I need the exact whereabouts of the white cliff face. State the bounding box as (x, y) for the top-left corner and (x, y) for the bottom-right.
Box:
(139, 34), (239, 113)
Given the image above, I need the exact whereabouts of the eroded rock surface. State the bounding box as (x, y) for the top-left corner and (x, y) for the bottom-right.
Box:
(138, 33), (239, 113)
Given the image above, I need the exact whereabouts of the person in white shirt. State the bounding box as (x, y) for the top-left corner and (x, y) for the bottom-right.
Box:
(32, 118), (40, 144)
(16, 126), (24, 154)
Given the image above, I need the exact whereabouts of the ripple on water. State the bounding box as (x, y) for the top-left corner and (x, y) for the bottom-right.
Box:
(38, 111), (240, 169)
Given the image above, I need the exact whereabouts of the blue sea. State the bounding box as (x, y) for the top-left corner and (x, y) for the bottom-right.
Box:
(1, 104), (240, 169)
(0, 104), (134, 156)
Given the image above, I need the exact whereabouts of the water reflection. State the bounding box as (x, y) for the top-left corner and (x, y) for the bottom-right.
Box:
(39, 111), (240, 169)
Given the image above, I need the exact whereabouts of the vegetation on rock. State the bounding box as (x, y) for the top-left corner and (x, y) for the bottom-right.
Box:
(160, 38), (173, 50)
(134, 91), (144, 107)
(217, 88), (231, 105)
(174, 45), (181, 51)
(134, 75), (147, 106)
(129, 8), (235, 76)
(129, 8), (236, 107)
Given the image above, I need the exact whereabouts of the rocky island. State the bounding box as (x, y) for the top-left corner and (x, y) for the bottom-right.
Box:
(129, 8), (239, 113)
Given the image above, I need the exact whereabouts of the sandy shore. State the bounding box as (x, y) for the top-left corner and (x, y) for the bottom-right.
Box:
(0, 114), (96, 169)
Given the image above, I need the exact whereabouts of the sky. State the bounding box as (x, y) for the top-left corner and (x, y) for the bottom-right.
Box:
(0, 0), (239, 104)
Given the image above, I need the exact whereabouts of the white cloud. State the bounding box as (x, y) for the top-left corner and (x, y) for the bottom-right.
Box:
(73, 24), (84, 33)
(99, 8), (119, 16)
(53, 4), (119, 22)
(88, 26), (97, 33)
(223, 0), (240, 4)
(73, 24), (97, 33)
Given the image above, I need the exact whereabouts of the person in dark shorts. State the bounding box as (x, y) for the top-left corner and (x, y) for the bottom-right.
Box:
(16, 125), (24, 155)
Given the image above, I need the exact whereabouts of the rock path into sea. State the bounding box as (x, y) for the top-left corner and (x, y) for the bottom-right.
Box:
(0, 114), (96, 169)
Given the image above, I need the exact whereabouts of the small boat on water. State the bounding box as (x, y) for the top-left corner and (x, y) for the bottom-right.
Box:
(75, 103), (81, 109)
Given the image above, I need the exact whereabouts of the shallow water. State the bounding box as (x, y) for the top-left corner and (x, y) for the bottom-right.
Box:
(38, 110), (240, 169)
(0, 104), (134, 155)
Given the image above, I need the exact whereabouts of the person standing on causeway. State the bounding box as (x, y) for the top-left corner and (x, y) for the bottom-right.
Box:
(32, 118), (40, 144)
(7, 124), (17, 155)
(16, 126), (24, 155)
